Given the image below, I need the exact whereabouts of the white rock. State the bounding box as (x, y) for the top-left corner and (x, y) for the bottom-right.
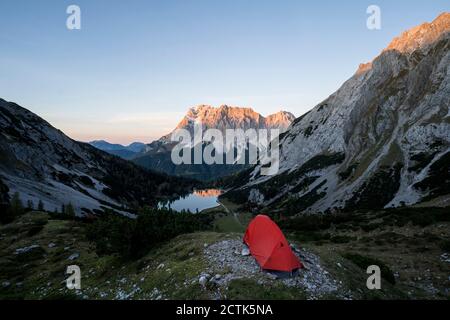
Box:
(199, 276), (208, 286)
(67, 253), (79, 261)
(265, 272), (278, 280)
(120, 278), (127, 284)
(15, 244), (40, 254)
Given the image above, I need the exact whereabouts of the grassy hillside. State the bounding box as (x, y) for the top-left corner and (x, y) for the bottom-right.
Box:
(0, 206), (448, 300)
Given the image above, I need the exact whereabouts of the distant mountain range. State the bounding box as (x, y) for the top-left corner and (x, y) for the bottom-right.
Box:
(223, 12), (450, 213)
(89, 105), (295, 180)
(89, 140), (146, 160)
(0, 99), (194, 215)
(132, 105), (296, 181)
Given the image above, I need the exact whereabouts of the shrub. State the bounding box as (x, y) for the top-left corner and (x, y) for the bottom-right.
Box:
(86, 208), (212, 259)
(343, 253), (396, 285)
(1, 192), (24, 224)
(440, 240), (450, 252)
(27, 225), (44, 237)
(64, 203), (76, 218)
(383, 206), (450, 227)
(37, 200), (45, 211)
(330, 235), (356, 243)
(10, 192), (24, 215)
(26, 200), (34, 210)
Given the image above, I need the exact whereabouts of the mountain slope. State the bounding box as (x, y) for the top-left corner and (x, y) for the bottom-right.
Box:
(133, 105), (295, 181)
(89, 140), (128, 151)
(89, 140), (146, 160)
(0, 99), (194, 215)
(224, 13), (450, 213)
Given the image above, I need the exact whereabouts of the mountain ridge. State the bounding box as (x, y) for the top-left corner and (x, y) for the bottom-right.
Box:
(385, 12), (450, 54)
(158, 104), (295, 144)
(89, 140), (146, 160)
(131, 105), (296, 180)
(223, 12), (450, 213)
(0, 98), (194, 215)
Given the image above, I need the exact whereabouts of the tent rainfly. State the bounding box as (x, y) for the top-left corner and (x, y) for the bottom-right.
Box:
(243, 215), (303, 272)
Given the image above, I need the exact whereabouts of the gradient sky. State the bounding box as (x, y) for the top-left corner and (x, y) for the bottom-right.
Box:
(0, 0), (448, 144)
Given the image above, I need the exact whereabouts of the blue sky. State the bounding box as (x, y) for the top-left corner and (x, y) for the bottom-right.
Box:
(0, 0), (448, 144)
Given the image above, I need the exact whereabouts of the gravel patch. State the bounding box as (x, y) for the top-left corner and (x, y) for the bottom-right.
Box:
(204, 238), (345, 299)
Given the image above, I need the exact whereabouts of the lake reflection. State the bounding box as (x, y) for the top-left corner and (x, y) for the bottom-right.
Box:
(158, 189), (223, 213)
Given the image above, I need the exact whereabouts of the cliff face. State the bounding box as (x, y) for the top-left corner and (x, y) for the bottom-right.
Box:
(226, 13), (450, 213)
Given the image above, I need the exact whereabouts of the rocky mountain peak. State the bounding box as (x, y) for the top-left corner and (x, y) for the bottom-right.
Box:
(356, 13), (450, 76)
(226, 12), (450, 213)
(174, 104), (293, 134)
(265, 111), (296, 130)
(385, 12), (450, 54)
(355, 62), (373, 75)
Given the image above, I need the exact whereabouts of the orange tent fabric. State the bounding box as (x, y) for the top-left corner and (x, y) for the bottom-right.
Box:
(243, 215), (303, 272)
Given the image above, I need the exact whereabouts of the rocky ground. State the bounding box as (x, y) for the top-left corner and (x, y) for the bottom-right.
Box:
(202, 238), (345, 299)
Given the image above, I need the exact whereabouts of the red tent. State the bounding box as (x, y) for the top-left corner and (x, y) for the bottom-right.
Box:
(243, 215), (303, 272)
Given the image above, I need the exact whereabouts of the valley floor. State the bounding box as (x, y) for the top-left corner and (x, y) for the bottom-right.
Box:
(0, 206), (449, 300)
